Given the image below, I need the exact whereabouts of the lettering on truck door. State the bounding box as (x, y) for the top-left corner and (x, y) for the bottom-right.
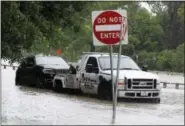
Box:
(82, 57), (99, 94)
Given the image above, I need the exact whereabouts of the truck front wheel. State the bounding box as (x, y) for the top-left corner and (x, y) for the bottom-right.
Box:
(53, 80), (63, 92)
(98, 82), (112, 100)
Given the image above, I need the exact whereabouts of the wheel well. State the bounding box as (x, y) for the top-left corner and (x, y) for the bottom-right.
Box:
(55, 79), (62, 85)
(98, 78), (112, 91)
(98, 78), (113, 100)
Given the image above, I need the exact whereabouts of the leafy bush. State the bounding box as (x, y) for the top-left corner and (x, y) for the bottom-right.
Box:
(136, 43), (184, 72)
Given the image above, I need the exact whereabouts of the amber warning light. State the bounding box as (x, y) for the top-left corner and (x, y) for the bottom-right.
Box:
(56, 49), (62, 55)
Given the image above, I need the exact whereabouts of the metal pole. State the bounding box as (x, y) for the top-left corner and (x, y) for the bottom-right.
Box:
(114, 9), (124, 123)
(109, 45), (115, 124)
(115, 35), (122, 111)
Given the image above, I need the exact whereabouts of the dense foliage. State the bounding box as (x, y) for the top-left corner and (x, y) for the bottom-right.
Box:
(1, 1), (184, 72)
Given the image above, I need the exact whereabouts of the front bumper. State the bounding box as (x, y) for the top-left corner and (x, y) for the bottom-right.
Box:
(118, 90), (160, 98)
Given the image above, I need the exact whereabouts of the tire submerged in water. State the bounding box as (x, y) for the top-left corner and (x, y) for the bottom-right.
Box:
(53, 80), (63, 92)
(98, 81), (113, 101)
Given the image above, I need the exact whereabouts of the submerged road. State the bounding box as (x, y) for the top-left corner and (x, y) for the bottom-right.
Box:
(1, 67), (184, 125)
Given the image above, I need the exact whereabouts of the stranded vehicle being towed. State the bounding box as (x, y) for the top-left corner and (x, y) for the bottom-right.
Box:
(53, 52), (161, 103)
(15, 55), (69, 88)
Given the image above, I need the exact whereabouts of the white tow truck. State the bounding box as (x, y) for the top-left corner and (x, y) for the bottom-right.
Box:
(53, 52), (161, 103)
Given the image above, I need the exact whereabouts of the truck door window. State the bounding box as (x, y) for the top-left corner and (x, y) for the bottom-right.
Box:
(26, 57), (35, 67)
(85, 57), (99, 73)
(20, 59), (26, 68)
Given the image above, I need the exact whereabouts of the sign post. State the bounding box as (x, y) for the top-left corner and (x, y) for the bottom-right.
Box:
(92, 9), (128, 124)
(114, 9), (128, 123)
(109, 45), (115, 123)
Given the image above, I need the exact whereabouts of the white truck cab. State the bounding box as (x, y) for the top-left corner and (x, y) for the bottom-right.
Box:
(53, 52), (161, 103)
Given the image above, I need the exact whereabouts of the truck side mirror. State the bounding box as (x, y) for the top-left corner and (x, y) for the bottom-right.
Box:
(141, 65), (148, 71)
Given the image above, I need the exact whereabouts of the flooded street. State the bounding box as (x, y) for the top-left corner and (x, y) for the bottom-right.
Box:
(1, 66), (184, 125)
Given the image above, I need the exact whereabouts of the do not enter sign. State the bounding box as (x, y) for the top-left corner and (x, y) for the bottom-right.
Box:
(92, 10), (128, 46)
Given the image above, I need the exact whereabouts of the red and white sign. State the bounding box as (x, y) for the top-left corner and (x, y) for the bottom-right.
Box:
(92, 10), (128, 46)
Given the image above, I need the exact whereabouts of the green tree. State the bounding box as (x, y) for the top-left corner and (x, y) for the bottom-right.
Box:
(149, 2), (184, 49)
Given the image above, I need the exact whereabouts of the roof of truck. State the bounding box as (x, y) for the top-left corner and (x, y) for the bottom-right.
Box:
(35, 54), (59, 58)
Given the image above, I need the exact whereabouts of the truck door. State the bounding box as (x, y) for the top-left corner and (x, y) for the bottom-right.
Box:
(24, 57), (36, 86)
(17, 58), (27, 85)
(81, 57), (99, 94)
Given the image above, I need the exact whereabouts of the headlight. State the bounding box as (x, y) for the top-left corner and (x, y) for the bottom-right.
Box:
(156, 80), (161, 89)
(42, 69), (55, 74)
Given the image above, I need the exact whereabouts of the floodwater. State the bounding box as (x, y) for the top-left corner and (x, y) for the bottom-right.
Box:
(1, 66), (184, 125)
(150, 71), (184, 84)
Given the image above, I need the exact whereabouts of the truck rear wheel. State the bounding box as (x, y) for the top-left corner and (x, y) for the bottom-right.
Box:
(53, 80), (63, 92)
(98, 82), (112, 100)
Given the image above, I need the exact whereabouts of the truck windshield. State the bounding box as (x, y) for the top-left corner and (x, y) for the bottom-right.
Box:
(98, 56), (140, 70)
(36, 56), (69, 67)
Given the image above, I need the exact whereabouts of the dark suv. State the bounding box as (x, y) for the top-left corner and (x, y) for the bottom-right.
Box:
(15, 55), (69, 88)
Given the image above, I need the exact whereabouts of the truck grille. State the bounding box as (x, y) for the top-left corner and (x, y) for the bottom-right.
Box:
(55, 69), (69, 74)
(127, 79), (156, 90)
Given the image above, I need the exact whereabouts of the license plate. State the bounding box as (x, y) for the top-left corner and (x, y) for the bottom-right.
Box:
(141, 91), (148, 96)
